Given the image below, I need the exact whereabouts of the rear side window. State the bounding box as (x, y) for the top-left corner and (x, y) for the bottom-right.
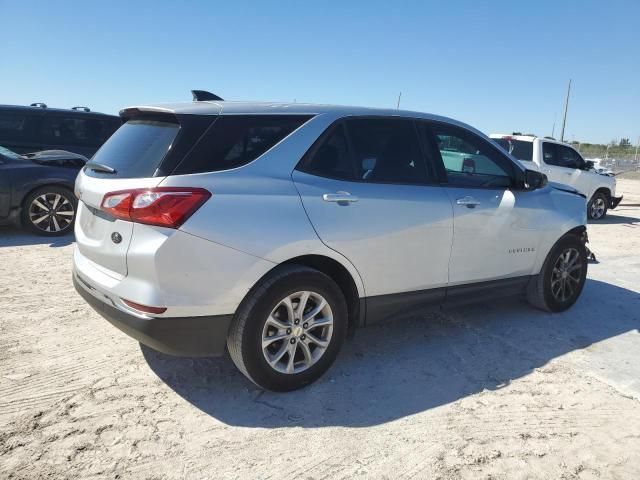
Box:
(0, 112), (40, 142)
(173, 115), (311, 175)
(43, 115), (119, 147)
(87, 120), (179, 178)
(493, 138), (533, 162)
(301, 118), (430, 184)
(304, 123), (355, 180)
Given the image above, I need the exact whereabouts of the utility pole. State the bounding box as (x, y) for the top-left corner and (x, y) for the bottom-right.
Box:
(396, 92), (402, 110)
(635, 136), (639, 163)
(560, 79), (571, 142)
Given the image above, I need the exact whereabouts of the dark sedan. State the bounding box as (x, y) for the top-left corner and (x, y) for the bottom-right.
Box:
(0, 145), (86, 235)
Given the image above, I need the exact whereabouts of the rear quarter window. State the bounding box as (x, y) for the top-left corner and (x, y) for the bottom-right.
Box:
(172, 115), (312, 175)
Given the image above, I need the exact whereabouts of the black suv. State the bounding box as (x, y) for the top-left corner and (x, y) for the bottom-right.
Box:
(0, 103), (121, 158)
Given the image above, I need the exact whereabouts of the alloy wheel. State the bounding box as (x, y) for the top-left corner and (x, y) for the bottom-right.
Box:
(550, 248), (583, 303)
(28, 193), (75, 233)
(590, 197), (606, 219)
(261, 291), (334, 374)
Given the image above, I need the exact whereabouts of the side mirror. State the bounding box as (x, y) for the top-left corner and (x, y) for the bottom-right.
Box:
(583, 160), (594, 171)
(524, 169), (547, 190)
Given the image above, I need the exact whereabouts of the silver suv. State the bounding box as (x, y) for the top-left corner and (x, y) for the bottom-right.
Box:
(73, 99), (589, 391)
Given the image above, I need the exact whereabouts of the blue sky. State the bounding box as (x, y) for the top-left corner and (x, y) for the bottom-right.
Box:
(1, 0), (638, 144)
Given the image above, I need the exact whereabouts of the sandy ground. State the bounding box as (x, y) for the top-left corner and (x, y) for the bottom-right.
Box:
(1, 180), (639, 480)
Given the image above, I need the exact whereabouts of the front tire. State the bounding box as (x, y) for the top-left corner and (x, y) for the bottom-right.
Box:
(227, 265), (348, 392)
(528, 234), (588, 312)
(587, 191), (608, 220)
(21, 186), (77, 236)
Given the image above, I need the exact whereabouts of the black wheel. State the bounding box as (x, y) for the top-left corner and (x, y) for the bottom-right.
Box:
(21, 186), (77, 236)
(528, 234), (588, 312)
(587, 191), (608, 220)
(227, 265), (348, 392)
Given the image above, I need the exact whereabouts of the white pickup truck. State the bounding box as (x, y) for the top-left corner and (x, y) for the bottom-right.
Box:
(491, 134), (622, 220)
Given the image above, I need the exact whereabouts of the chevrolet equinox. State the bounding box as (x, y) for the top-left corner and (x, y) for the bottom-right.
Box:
(73, 99), (588, 391)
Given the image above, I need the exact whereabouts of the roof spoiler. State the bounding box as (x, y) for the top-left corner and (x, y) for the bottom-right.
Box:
(191, 90), (224, 102)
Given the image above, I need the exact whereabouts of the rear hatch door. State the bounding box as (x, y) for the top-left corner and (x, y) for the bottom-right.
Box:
(75, 110), (215, 278)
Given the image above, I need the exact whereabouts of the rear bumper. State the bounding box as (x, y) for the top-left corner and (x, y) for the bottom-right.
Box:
(73, 273), (232, 357)
(610, 195), (623, 209)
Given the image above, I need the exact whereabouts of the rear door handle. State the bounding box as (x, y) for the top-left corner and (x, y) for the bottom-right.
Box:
(322, 192), (358, 203)
(456, 196), (481, 208)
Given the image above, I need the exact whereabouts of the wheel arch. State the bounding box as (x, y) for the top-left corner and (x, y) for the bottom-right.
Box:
(533, 224), (587, 275)
(19, 181), (75, 210)
(592, 186), (611, 200)
(253, 254), (365, 335)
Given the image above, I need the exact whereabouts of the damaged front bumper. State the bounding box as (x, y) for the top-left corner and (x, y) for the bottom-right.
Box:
(610, 196), (623, 209)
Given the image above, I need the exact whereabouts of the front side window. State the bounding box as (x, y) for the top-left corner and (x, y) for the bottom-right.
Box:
(427, 124), (514, 188)
(301, 118), (430, 184)
(173, 115), (311, 175)
(556, 145), (583, 169)
(543, 142), (583, 169)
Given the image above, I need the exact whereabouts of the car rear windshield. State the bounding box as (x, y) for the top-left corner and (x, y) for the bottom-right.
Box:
(493, 138), (533, 162)
(171, 115), (312, 175)
(86, 120), (179, 178)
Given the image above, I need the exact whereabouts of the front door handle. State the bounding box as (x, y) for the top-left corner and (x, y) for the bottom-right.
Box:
(322, 192), (359, 203)
(456, 196), (481, 208)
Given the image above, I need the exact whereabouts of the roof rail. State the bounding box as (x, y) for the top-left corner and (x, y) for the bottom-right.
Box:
(71, 106), (91, 112)
(544, 136), (556, 140)
(512, 131), (522, 135)
(30, 102), (47, 108)
(191, 90), (224, 102)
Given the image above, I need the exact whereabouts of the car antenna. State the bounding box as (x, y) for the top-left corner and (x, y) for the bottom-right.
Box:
(191, 90), (224, 102)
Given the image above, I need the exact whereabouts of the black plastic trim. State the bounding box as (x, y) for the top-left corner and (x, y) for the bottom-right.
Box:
(611, 195), (623, 209)
(364, 276), (534, 324)
(74, 274), (231, 357)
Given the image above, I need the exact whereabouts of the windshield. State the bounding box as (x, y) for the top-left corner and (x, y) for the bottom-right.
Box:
(0, 145), (25, 161)
(86, 120), (179, 178)
(493, 138), (533, 162)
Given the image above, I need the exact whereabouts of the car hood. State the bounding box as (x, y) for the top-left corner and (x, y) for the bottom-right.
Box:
(24, 150), (88, 168)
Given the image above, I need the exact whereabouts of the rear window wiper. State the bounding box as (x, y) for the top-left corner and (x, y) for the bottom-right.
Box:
(85, 162), (117, 174)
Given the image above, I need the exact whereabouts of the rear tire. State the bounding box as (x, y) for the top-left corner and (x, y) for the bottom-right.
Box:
(21, 186), (77, 236)
(227, 265), (348, 392)
(587, 191), (608, 220)
(528, 234), (588, 312)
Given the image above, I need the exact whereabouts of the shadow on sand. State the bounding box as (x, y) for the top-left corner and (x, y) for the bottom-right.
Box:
(0, 226), (74, 248)
(143, 279), (640, 428)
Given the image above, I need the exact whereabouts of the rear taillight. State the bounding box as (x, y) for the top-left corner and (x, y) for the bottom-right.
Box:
(101, 187), (211, 228)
